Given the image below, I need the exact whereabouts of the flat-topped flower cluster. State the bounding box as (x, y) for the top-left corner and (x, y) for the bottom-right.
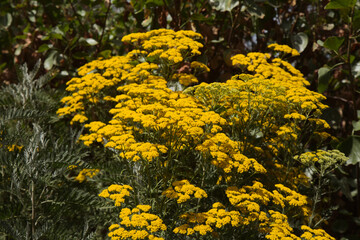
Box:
(58, 29), (342, 239)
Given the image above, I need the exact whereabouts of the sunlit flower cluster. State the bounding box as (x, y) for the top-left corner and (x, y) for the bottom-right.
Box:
(173, 202), (241, 237)
(267, 43), (300, 56)
(57, 29), (205, 125)
(262, 210), (300, 240)
(162, 180), (207, 203)
(300, 225), (335, 240)
(78, 76), (226, 163)
(58, 30), (340, 239)
(108, 205), (167, 240)
(99, 184), (133, 207)
(196, 133), (266, 174)
(172, 73), (198, 86)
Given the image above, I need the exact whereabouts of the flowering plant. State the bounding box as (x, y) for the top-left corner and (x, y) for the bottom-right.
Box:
(58, 29), (346, 239)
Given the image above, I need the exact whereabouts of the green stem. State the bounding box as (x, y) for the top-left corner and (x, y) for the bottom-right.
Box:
(309, 173), (322, 227)
(357, 162), (360, 217)
(96, 0), (112, 57)
(31, 180), (35, 239)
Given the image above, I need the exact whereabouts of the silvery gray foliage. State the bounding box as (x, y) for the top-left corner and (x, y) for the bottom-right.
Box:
(0, 62), (106, 239)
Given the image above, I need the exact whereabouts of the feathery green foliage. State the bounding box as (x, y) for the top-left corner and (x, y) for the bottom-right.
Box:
(0, 61), (111, 239)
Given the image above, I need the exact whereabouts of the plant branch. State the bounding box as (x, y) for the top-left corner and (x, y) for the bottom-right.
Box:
(96, 0), (112, 57)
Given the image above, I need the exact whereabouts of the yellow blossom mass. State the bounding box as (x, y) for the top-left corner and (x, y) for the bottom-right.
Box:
(58, 29), (340, 240)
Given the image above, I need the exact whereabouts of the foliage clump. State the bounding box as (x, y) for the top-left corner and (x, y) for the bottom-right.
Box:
(58, 29), (344, 239)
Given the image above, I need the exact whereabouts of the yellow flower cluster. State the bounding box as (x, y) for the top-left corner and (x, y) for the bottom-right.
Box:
(58, 29), (338, 239)
(274, 184), (309, 216)
(295, 149), (348, 167)
(173, 202), (241, 236)
(162, 180), (207, 203)
(300, 225), (335, 240)
(0, 136), (24, 151)
(205, 202), (241, 228)
(79, 76), (226, 162)
(74, 168), (100, 183)
(190, 61), (210, 73)
(172, 73), (198, 86)
(262, 210), (300, 240)
(267, 43), (300, 56)
(57, 29), (205, 125)
(173, 222), (213, 236)
(123, 29), (203, 62)
(186, 71), (328, 160)
(108, 205), (167, 240)
(196, 133), (266, 174)
(7, 144), (23, 152)
(226, 182), (273, 226)
(231, 53), (307, 86)
(226, 181), (310, 230)
(98, 184), (133, 207)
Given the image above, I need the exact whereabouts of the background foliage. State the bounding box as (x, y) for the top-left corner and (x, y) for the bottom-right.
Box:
(1, 0), (360, 239)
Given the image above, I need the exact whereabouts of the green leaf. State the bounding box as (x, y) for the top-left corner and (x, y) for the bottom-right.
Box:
(191, 13), (213, 22)
(77, 10), (86, 17)
(323, 36), (344, 51)
(352, 61), (360, 78)
(145, 0), (164, 7)
(50, 33), (63, 40)
(244, 0), (265, 19)
(73, 52), (88, 60)
(99, 50), (111, 59)
(325, 0), (356, 9)
(291, 32), (308, 53)
(352, 120), (360, 132)
(141, 17), (152, 27)
(317, 40), (324, 47)
(343, 54), (355, 64)
(14, 45), (23, 56)
(0, 62), (6, 71)
(38, 44), (50, 53)
(339, 177), (353, 201)
(44, 51), (58, 70)
(85, 38), (98, 46)
(0, 13), (12, 28)
(338, 135), (360, 165)
(209, 0), (239, 12)
(353, 10), (360, 31)
(318, 67), (332, 93)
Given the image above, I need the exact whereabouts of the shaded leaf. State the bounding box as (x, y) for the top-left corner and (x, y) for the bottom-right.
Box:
(338, 135), (360, 165)
(38, 44), (50, 53)
(352, 61), (360, 78)
(291, 32), (308, 53)
(0, 13), (12, 28)
(85, 38), (98, 46)
(325, 0), (356, 9)
(141, 17), (152, 27)
(209, 0), (239, 12)
(99, 50), (111, 59)
(318, 66), (332, 93)
(323, 36), (344, 51)
(244, 0), (265, 19)
(44, 51), (58, 70)
(353, 120), (360, 132)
